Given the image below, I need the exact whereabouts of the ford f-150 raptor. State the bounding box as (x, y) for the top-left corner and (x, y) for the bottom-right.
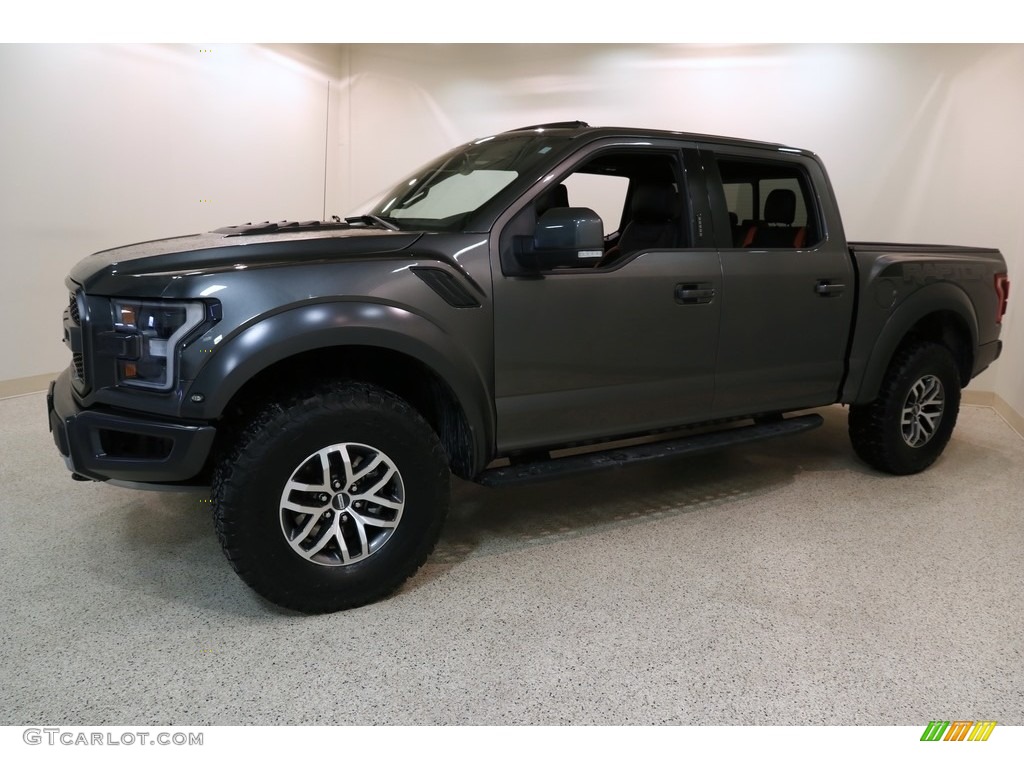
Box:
(48, 122), (1011, 612)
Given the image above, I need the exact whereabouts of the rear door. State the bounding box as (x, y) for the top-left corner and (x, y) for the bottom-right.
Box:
(702, 147), (855, 415)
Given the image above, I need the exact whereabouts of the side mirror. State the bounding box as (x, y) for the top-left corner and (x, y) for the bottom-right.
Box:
(534, 207), (605, 262)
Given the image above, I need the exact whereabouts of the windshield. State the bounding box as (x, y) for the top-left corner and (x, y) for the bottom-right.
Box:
(366, 134), (571, 231)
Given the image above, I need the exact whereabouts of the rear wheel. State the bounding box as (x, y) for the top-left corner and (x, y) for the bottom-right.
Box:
(213, 383), (450, 613)
(848, 342), (962, 475)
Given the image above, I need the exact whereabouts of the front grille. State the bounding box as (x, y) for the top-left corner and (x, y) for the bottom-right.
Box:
(69, 293), (80, 324)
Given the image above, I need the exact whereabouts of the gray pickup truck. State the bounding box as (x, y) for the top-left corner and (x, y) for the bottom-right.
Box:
(48, 122), (1010, 612)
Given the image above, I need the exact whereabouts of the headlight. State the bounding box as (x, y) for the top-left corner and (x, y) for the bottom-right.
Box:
(111, 299), (205, 390)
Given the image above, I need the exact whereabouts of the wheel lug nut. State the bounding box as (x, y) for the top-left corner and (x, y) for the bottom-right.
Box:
(319, 494), (329, 502)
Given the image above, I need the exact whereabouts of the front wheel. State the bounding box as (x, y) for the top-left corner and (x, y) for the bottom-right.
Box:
(848, 342), (962, 475)
(213, 383), (450, 613)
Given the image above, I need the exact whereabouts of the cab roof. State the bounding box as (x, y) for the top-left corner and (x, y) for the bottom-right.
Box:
(496, 121), (813, 157)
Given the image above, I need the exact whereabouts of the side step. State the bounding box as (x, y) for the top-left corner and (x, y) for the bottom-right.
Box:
(475, 413), (824, 487)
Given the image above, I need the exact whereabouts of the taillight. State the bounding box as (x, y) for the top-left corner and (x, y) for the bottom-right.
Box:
(995, 273), (1010, 324)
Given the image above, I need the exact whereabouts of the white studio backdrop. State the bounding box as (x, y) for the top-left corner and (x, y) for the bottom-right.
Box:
(1, 43), (1020, 412)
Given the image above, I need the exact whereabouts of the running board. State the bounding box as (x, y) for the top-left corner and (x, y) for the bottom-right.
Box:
(475, 413), (824, 487)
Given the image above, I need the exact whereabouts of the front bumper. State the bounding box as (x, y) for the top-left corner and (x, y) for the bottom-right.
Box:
(47, 369), (216, 484)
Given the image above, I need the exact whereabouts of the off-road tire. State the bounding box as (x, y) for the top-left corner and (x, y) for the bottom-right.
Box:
(848, 342), (961, 475)
(213, 383), (450, 613)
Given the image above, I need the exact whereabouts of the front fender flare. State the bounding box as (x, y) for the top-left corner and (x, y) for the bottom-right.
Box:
(184, 301), (493, 472)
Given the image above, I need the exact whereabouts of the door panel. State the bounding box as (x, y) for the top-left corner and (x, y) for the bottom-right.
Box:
(714, 247), (853, 414)
(494, 250), (722, 452)
(707, 149), (854, 415)
(491, 143), (723, 454)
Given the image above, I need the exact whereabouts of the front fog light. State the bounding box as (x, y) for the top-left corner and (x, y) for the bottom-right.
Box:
(112, 299), (205, 390)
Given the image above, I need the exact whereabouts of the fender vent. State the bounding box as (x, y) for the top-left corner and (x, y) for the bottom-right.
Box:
(411, 267), (481, 308)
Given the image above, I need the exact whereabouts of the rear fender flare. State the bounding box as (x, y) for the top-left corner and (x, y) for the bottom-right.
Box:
(846, 282), (978, 403)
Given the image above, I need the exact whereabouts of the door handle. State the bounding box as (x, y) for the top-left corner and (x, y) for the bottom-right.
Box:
(815, 279), (845, 297)
(675, 283), (715, 304)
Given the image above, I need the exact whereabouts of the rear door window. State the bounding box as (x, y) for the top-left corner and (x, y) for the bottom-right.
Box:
(716, 157), (821, 249)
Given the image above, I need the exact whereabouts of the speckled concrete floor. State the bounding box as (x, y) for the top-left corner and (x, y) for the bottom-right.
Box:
(1, 393), (1021, 725)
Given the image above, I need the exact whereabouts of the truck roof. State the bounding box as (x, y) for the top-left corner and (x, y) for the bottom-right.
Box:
(496, 121), (812, 157)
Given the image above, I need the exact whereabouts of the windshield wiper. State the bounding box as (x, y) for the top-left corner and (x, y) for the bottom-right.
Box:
(340, 214), (400, 231)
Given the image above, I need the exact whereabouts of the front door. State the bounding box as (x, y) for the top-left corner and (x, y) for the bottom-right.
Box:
(491, 145), (723, 453)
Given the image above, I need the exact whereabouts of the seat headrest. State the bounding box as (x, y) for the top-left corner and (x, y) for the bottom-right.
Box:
(631, 183), (678, 221)
(536, 183), (569, 215)
(764, 189), (796, 225)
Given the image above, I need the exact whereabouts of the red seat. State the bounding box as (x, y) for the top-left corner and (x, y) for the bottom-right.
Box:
(740, 189), (807, 248)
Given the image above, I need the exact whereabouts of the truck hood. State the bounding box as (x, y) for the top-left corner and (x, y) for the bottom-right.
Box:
(70, 223), (424, 290)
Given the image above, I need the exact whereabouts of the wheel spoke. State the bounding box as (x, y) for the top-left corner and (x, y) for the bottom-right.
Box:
(292, 508), (327, 543)
(353, 509), (399, 529)
(360, 493), (402, 511)
(350, 516), (370, 556)
(336, 444), (354, 488)
(305, 521), (339, 557)
(334, 526), (353, 563)
(363, 466), (396, 497)
(319, 450), (331, 484)
(282, 498), (329, 516)
(351, 453), (385, 484)
(286, 480), (329, 494)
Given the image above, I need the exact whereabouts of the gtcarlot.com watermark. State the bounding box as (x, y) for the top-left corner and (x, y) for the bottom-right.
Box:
(23, 728), (203, 746)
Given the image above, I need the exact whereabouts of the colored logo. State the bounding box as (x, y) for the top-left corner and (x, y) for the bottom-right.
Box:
(920, 721), (997, 741)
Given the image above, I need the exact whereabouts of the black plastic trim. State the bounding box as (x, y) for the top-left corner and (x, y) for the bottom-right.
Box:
(476, 414), (823, 486)
(411, 267), (481, 308)
(48, 369), (215, 483)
